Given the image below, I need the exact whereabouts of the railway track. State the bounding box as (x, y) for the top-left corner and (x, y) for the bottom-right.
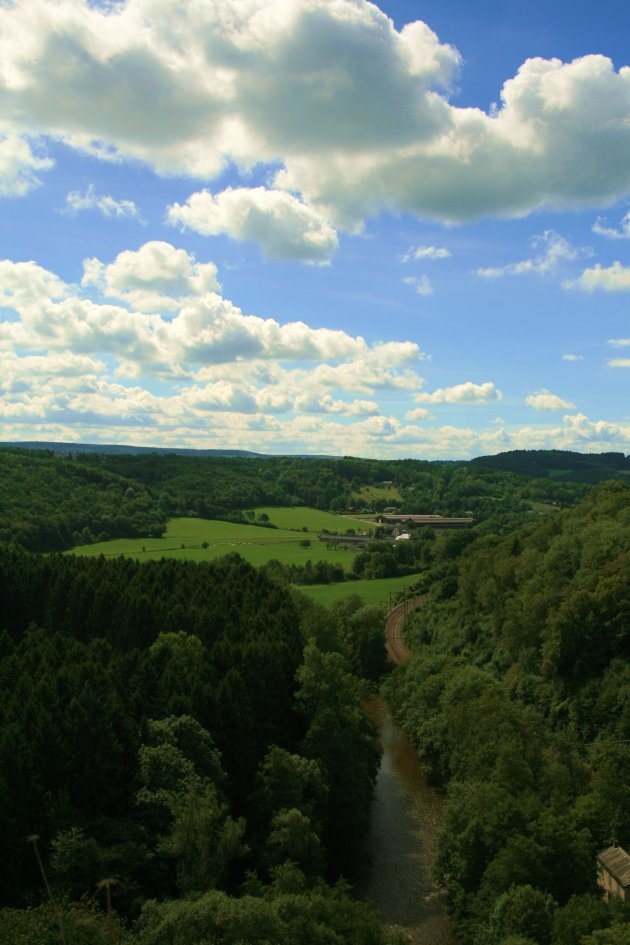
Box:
(385, 594), (427, 664)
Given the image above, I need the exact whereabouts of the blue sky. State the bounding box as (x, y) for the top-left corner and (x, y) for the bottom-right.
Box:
(1, 0), (630, 458)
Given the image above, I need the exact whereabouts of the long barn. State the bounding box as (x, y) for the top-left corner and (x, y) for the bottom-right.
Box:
(376, 514), (473, 528)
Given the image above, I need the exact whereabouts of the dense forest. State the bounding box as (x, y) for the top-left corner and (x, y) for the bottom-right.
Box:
(0, 550), (397, 943)
(0, 446), (593, 552)
(470, 449), (630, 483)
(385, 480), (630, 945)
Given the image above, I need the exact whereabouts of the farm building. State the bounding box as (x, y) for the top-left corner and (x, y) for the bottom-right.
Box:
(597, 846), (630, 901)
(376, 514), (473, 529)
(319, 534), (394, 547)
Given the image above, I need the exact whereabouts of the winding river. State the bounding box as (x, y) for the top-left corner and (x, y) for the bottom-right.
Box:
(358, 697), (455, 944)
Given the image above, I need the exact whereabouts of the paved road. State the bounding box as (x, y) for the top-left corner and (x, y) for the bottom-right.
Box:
(385, 594), (427, 664)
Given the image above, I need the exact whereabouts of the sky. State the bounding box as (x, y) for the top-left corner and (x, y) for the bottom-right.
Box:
(1, 0), (630, 459)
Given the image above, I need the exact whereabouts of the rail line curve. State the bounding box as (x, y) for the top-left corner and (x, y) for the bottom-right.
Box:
(385, 594), (427, 664)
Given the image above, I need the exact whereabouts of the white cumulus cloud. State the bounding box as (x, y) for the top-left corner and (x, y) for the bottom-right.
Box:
(525, 389), (575, 410)
(167, 187), (339, 263)
(569, 261), (630, 292)
(415, 380), (502, 404)
(405, 406), (430, 420)
(81, 241), (221, 312)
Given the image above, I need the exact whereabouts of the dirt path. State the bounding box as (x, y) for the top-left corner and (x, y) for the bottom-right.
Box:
(385, 594), (427, 663)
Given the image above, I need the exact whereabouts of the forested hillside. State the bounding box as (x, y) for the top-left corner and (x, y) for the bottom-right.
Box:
(471, 449), (630, 484)
(0, 549), (397, 943)
(385, 480), (630, 945)
(0, 449), (166, 551)
(0, 446), (592, 552)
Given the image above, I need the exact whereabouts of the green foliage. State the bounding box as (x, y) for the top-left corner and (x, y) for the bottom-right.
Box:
(133, 881), (392, 945)
(384, 482), (630, 945)
(250, 746), (328, 835)
(155, 780), (246, 895)
(297, 645), (381, 877)
(552, 894), (626, 945)
(0, 449), (166, 551)
(264, 807), (325, 879)
(330, 596), (388, 681)
(0, 900), (125, 945)
(470, 449), (630, 484)
(0, 543), (383, 945)
(581, 924), (630, 945)
(482, 885), (557, 945)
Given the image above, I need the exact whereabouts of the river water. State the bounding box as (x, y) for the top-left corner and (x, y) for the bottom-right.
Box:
(357, 698), (456, 945)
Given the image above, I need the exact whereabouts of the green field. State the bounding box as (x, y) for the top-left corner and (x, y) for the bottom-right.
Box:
(69, 514), (359, 570)
(297, 574), (421, 609)
(350, 484), (402, 504)
(253, 506), (372, 533)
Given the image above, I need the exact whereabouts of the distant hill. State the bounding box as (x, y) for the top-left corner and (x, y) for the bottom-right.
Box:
(0, 441), (341, 460)
(4, 442), (629, 479)
(0, 440), (264, 458)
(470, 448), (630, 483)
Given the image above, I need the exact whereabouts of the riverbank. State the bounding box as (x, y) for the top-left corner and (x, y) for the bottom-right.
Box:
(358, 697), (456, 945)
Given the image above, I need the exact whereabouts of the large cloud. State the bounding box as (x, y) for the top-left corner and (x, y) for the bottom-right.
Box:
(0, 0), (458, 176)
(167, 187), (338, 263)
(278, 52), (630, 226)
(1, 1), (630, 228)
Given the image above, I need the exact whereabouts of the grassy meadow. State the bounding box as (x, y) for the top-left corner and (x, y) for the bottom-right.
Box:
(349, 484), (402, 505)
(252, 506), (372, 532)
(69, 510), (368, 571)
(298, 574), (421, 608)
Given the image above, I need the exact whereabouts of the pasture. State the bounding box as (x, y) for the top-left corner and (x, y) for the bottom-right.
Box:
(349, 484), (402, 504)
(298, 574), (421, 609)
(252, 506), (372, 532)
(69, 513), (361, 570)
